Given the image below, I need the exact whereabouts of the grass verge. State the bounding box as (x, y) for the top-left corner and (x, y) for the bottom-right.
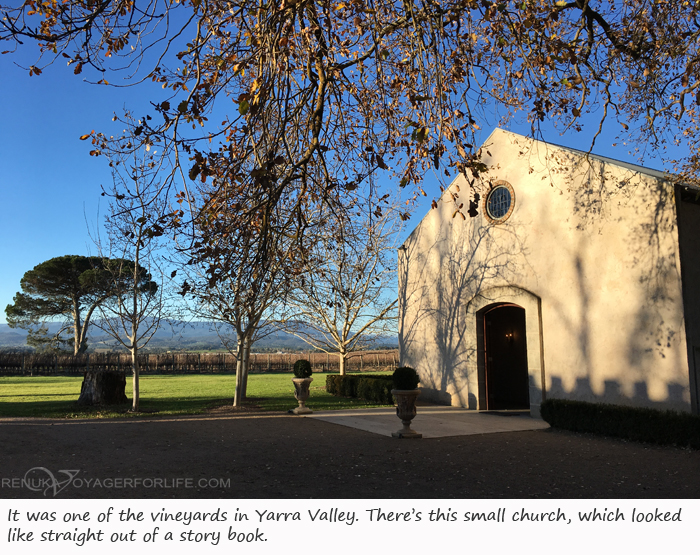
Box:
(0, 373), (392, 419)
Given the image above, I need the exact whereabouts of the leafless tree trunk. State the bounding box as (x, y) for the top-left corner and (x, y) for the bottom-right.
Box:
(233, 335), (246, 407)
(131, 343), (140, 411)
(338, 348), (347, 377)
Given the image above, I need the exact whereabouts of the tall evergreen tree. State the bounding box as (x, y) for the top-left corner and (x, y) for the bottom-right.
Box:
(6, 255), (121, 354)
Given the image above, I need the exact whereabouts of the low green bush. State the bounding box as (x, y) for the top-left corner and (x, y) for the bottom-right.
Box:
(540, 398), (700, 449)
(326, 374), (394, 405)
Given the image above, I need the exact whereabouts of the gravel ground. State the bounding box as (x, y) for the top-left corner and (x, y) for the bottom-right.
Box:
(1, 411), (699, 499)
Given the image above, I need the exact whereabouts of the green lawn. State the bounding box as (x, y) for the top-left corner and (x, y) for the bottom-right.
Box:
(0, 373), (392, 419)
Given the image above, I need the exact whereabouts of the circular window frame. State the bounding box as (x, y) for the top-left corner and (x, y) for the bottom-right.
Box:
(484, 180), (515, 224)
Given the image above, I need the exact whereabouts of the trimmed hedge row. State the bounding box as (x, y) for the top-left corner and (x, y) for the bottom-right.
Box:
(540, 399), (700, 449)
(326, 374), (394, 405)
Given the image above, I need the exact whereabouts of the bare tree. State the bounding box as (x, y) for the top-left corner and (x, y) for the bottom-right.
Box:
(91, 118), (172, 411)
(180, 171), (308, 406)
(282, 193), (402, 375)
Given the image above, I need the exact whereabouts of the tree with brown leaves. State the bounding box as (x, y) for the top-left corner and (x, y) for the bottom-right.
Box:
(3, 0), (700, 277)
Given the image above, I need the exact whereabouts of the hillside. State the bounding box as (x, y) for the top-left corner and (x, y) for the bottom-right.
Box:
(0, 322), (398, 352)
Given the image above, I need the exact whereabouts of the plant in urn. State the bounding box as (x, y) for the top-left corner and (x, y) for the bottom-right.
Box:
(291, 359), (313, 415)
(391, 367), (422, 438)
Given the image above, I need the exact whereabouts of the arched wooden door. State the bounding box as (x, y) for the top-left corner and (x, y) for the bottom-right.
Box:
(483, 304), (530, 410)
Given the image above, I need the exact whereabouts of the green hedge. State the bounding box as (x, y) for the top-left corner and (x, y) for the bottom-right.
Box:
(326, 374), (394, 405)
(540, 399), (700, 449)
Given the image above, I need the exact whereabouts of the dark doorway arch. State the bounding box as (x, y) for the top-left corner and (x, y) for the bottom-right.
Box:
(481, 304), (530, 410)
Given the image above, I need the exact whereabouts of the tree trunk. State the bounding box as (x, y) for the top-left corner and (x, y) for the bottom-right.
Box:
(240, 338), (251, 401)
(131, 345), (140, 412)
(77, 370), (128, 406)
(339, 351), (347, 376)
(72, 299), (81, 355)
(233, 338), (245, 407)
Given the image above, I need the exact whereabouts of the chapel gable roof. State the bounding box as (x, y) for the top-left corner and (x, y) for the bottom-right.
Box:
(400, 127), (695, 248)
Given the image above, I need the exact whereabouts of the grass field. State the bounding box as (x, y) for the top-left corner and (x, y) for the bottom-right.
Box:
(0, 373), (393, 419)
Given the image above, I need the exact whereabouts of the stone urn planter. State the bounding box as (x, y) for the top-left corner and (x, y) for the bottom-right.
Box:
(292, 377), (314, 414)
(291, 359), (313, 415)
(391, 367), (422, 438)
(391, 389), (422, 438)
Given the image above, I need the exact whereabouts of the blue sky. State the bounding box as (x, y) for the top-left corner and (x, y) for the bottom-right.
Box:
(0, 45), (686, 324)
(0, 48), (155, 324)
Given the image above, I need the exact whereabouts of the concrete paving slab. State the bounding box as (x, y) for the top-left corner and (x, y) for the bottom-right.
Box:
(306, 406), (550, 438)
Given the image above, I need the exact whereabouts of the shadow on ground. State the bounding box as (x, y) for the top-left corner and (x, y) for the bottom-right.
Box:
(1, 412), (699, 499)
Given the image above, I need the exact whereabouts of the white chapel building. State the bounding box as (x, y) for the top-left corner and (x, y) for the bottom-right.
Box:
(398, 128), (700, 416)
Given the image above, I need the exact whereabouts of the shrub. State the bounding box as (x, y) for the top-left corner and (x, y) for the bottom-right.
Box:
(326, 375), (339, 395)
(292, 359), (312, 379)
(540, 398), (700, 449)
(356, 378), (374, 400)
(392, 366), (420, 390)
(339, 375), (357, 397)
(325, 374), (394, 405)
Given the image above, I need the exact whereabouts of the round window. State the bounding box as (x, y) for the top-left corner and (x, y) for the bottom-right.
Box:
(485, 181), (515, 223)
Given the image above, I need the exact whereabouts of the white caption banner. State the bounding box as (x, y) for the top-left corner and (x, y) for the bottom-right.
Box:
(0, 499), (695, 554)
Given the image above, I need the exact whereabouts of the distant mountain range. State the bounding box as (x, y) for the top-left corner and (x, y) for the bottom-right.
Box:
(0, 321), (398, 352)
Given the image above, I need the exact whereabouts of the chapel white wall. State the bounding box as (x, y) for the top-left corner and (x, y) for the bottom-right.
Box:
(399, 129), (691, 413)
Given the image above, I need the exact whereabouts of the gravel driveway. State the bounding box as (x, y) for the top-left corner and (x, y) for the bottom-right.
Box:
(1, 411), (699, 499)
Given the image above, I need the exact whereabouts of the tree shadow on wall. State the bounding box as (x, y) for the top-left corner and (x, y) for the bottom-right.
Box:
(398, 211), (530, 408)
(400, 138), (690, 411)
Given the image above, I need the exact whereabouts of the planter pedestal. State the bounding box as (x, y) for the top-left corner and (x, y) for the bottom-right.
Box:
(291, 377), (313, 415)
(391, 389), (422, 438)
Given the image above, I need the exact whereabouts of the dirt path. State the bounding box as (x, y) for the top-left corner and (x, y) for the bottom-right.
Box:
(1, 412), (698, 498)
